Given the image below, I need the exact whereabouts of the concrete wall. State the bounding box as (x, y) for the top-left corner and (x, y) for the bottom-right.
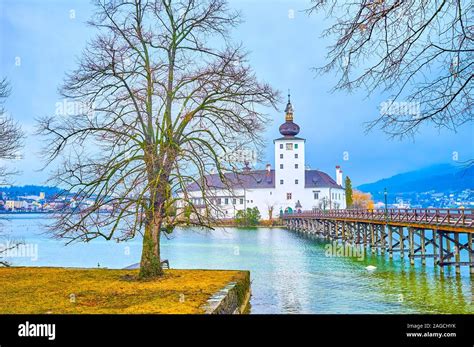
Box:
(202, 271), (251, 314)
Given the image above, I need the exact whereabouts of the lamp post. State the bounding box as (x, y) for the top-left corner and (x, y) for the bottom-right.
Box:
(384, 188), (388, 222)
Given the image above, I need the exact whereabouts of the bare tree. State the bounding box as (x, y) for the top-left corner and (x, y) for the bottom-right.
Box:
(0, 78), (23, 183)
(37, 0), (278, 278)
(319, 197), (329, 210)
(267, 203), (275, 221)
(0, 78), (24, 266)
(309, 0), (473, 138)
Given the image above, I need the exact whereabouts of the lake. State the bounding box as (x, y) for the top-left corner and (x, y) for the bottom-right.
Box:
(1, 214), (473, 314)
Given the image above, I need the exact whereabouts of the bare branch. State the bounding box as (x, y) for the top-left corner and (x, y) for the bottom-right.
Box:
(309, 0), (473, 139)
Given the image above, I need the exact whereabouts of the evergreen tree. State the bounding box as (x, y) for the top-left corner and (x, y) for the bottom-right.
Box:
(345, 176), (353, 208)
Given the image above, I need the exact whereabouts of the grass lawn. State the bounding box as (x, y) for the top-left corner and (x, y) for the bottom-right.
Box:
(0, 267), (249, 314)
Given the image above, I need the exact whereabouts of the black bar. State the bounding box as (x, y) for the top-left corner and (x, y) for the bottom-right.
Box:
(0, 314), (473, 346)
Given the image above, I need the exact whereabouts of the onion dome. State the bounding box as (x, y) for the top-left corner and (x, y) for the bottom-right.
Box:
(279, 92), (300, 137)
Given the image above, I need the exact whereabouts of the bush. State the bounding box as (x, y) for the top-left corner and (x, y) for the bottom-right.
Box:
(235, 207), (261, 226)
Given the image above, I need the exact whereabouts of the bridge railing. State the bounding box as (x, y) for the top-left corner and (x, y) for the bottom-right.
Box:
(282, 208), (474, 228)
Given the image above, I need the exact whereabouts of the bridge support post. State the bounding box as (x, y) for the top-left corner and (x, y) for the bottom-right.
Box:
(469, 233), (474, 275)
(399, 227), (404, 258)
(409, 227), (415, 265)
(446, 233), (451, 262)
(421, 229), (426, 266)
(438, 231), (444, 273)
(370, 224), (375, 254)
(363, 224), (368, 248)
(381, 225), (386, 255)
(454, 233), (460, 274)
(356, 223), (361, 245)
(388, 225), (393, 259)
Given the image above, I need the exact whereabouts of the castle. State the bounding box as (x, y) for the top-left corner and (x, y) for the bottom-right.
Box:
(184, 95), (346, 219)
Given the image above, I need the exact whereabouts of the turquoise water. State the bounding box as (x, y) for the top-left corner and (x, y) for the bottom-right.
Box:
(1, 214), (473, 314)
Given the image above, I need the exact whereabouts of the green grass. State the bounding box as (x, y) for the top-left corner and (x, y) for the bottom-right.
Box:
(0, 267), (249, 314)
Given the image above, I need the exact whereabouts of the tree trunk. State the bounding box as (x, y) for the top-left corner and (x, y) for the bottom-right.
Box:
(139, 211), (163, 279)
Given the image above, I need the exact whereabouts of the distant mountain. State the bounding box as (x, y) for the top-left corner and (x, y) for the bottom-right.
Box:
(0, 185), (64, 199)
(358, 163), (473, 202)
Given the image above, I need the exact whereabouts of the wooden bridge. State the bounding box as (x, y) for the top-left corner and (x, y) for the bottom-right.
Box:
(282, 208), (474, 274)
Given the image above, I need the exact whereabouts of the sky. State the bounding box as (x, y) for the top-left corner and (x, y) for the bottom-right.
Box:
(0, 0), (472, 187)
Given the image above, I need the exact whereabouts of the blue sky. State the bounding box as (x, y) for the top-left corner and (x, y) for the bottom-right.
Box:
(1, 0), (472, 186)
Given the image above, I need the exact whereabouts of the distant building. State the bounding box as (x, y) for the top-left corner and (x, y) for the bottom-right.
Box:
(5, 200), (28, 211)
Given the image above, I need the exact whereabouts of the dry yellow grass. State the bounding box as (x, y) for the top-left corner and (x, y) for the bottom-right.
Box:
(0, 267), (249, 314)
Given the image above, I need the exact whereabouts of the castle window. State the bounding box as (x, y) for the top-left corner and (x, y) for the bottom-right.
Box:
(287, 193), (292, 200)
(295, 179), (299, 184)
(280, 154), (283, 159)
(233, 198), (236, 205)
(295, 154), (298, 159)
(295, 164), (298, 169)
(314, 192), (319, 200)
(240, 198), (244, 205)
(286, 143), (293, 150)
(280, 144), (283, 149)
(225, 198), (229, 205)
(217, 198), (221, 205)
(280, 164), (283, 169)
(280, 180), (284, 185)
(295, 144), (299, 149)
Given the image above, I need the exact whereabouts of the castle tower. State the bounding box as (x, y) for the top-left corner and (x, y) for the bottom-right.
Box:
(274, 93), (306, 211)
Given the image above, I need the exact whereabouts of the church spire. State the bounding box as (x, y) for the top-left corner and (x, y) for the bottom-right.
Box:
(279, 90), (300, 137)
(284, 90), (294, 122)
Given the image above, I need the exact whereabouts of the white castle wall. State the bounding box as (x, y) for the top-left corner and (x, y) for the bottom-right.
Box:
(184, 183), (346, 220)
(180, 101), (347, 221)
